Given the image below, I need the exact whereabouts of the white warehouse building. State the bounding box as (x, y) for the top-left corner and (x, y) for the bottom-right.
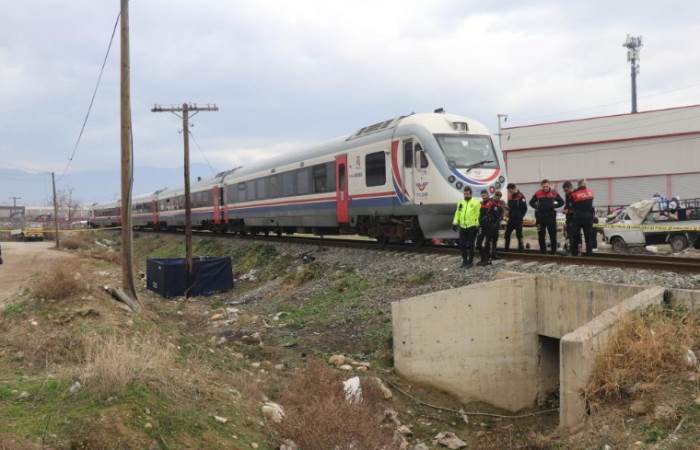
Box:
(502, 104), (700, 209)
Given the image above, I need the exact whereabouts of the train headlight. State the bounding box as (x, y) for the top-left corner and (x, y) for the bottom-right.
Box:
(489, 186), (496, 193)
(448, 175), (456, 183)
(498, 176), (505, 183)
(455, 182), (463, 190)
(495, 182), (502, 189)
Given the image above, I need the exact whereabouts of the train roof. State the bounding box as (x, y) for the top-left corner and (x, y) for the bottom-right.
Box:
(223, 112), (491, 182)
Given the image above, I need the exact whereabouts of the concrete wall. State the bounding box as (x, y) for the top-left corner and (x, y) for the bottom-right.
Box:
(559, 287), (665, 429)
(667, 288), (700, 310)
(392, 276), (539, 412)
(536, 277), (645, 339)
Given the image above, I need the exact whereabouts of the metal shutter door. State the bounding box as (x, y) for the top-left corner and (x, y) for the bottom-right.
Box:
(517, 183), (539, 202)
(586, 179), (608, 206)
(672, 173), (700, 199)
(612, 176), (666, 206)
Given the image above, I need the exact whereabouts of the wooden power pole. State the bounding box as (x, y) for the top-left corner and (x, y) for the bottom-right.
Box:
(151, 103), (218, 296)
(119, 0), (137, 301)
(51, 172), (60, 249)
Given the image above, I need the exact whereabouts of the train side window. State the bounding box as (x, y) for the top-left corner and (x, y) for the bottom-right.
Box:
(403, 141), (413, 168)
(415, 144), (429, 169)
(365, 151), (386, 187)
(256, 178), (267, 200)
(246, 181), (256, 201)
(269, 175), (280, 198)
(312, 164), (328, 193)
(326, 162), (336, 192)
(282, 171), (296, 196)
(297, 168), (311, 195)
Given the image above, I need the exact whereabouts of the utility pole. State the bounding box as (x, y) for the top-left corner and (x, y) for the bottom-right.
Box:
(496, 114), (508, 149)
(623, 35), (643, 114)
(151, 103), (219, 297)
(120, 0), (137, 301)
(9, 197), (21, 209)
(51, 172), (60, 248)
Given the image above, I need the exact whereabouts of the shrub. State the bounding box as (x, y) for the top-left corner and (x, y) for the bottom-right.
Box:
(32, 262), (82, 300)
(275, 361), (397, 450)
(61, 235), (91, 250)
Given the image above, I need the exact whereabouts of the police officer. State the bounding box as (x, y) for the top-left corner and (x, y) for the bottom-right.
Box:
(475, 189), (491, 253)
(529, 179), (564, 254)
(562, 181), (576, 254)
(504, 183), (527, 251)
(570, 179), (595, 256)
(452, 186), (481, 267)
(479, 191), (505, 265)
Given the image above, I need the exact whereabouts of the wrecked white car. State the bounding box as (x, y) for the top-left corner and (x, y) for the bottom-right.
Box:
(603, 199), (700, 253)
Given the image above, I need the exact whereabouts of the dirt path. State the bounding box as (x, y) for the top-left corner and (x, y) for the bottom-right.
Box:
(0, 242), (74, 305)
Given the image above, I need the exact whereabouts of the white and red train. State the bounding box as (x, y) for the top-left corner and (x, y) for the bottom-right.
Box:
(90, 111), (506, 242)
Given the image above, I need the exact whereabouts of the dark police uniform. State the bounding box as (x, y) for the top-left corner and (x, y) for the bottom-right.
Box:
(570, 186), (595, 256)
(505, 191), (527, 251)
(480, 198), (504, 264)
(529, 189), (564, 254)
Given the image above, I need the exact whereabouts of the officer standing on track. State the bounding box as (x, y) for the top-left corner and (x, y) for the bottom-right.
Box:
(570, 179), (595, 256)
(475, 189), (491, 253)
(562, 181), (576, 254)
(452, 186), (481, 268)
(529, 179), (564, 254)
(504, 183), (527, 251)
(479, 191), (505, 266)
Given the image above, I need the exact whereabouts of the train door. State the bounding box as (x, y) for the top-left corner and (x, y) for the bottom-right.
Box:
(401, 139), (416, 201)
(335, 154), (349, 223)
(212, 186), (222, 225)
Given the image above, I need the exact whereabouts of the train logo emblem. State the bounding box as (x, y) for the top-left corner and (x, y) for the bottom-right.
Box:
(416, 181), (429, 192)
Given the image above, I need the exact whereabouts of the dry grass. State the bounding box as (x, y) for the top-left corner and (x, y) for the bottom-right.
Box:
(32, 261), (83, 300)
(587, 306), (700, 404)
(78, 333), (176, 396)
(275, 361), (398, 450)
(61, 235), (92, 250)
(0, 434), (39, 450)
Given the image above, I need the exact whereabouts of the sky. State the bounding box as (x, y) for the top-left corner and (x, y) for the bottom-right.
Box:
(1, 0), (700, 179)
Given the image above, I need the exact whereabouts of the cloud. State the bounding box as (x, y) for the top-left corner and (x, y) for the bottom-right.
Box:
(1, 0), (699, 177)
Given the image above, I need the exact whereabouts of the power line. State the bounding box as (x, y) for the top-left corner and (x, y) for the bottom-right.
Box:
(57, 12), (120, 182)
(187, 128), (218, 176)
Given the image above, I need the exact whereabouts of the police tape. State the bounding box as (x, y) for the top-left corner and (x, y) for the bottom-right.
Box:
(593, 223), (700, 232)
(0, 227), (122, 233)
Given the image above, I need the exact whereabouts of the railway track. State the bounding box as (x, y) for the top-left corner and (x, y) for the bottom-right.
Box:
(139, 228), (700, 274)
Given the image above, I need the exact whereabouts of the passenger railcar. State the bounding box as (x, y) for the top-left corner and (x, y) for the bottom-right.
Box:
(89, 200), (121, 228)
(91, 111), (506, 242)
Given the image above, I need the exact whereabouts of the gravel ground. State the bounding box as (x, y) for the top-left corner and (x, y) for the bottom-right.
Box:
(278, 243), (700, 291)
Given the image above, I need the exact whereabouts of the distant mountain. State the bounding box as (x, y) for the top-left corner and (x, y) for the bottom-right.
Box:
(0, 164), (215, 207)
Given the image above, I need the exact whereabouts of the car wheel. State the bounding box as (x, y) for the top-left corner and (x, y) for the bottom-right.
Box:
(610, 236), (626, 252)
(669, 234), (689, 253)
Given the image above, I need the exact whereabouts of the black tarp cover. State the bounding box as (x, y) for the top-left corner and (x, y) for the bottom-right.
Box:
(147, 257), (233, 298)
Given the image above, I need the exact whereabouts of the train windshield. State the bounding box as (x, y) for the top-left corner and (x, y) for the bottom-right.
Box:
(436, 135), (499, 169)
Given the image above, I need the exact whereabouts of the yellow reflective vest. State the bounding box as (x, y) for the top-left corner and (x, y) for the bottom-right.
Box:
(452, 198), (481, 229)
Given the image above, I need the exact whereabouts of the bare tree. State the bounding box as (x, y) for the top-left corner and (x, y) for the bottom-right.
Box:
(55, 187), (82, 223)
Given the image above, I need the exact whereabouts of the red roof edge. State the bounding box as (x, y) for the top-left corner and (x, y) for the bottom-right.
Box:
(502, 103), (700, 131)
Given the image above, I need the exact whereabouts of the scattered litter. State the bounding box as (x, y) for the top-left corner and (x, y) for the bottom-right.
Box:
(433, 431), (467, 449)
(261, 402), (285, 423)
(343, 376), (362, 403)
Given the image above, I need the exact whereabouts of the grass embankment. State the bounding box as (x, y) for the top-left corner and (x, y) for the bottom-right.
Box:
(0, 231), (402, 449)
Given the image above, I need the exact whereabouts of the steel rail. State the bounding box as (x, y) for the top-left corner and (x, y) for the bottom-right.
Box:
(135, 228), (700, 273)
